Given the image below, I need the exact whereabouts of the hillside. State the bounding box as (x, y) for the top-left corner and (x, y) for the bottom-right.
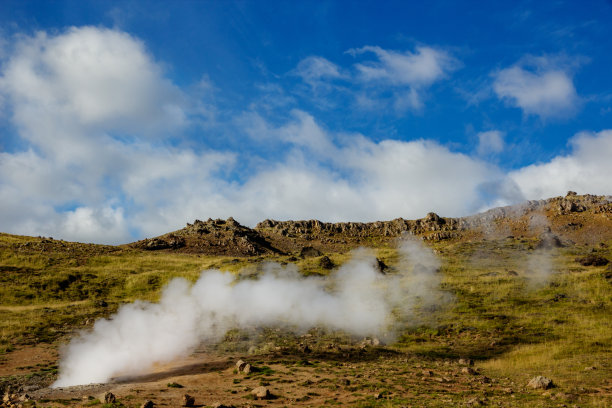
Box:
(0, 192), (611, 408)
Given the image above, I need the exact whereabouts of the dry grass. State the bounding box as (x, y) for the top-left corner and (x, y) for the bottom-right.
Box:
(1, 233), (611, 406)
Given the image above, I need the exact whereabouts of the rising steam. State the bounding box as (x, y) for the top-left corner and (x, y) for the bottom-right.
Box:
(53, 238), (446, 387)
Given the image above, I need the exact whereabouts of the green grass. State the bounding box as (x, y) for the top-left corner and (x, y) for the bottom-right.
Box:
(1, 233), (611, 407)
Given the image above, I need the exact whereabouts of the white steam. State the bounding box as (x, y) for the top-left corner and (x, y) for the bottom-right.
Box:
(524, 214), (557, 287)
(53, 239), (446, 387)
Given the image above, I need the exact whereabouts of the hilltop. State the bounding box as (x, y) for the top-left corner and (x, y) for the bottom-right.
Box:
(129, 192), (612, 255)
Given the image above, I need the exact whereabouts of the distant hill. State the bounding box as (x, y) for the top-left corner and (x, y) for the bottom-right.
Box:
(127, 192), (612, 256)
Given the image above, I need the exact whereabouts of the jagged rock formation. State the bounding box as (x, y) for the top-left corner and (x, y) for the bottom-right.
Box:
(129, 217), (279, 256)
(129, 193), (612, 256)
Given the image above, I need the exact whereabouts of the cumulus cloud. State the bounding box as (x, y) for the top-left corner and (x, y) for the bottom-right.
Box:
(476, 130), (505, 156)
(492, 56), (580, 119)
(223, 111), (502, 223)
(509, 130), (612, 199)
(1, 27), (186, 143)
(0, 27), (608, 245)
(0, 26), (227, 243)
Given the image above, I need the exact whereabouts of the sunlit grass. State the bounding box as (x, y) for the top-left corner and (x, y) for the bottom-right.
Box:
(1, 233), (610, 406)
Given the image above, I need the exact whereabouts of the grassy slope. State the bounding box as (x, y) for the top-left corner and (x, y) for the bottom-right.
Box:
(0, 233), (611, 407)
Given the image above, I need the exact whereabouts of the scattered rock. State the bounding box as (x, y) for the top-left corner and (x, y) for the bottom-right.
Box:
(376, 258), (388, 274)
(466, 397), (484, 406)
(537, 232), (564, 249)
(297, 343), (311, 353)
(140, 400), (154, 408)
(235, 360), (247, 371)
(558, 198), (586, 214)
(212, 403), (235, 408)
(461, 367), (477, 375)
(319, 255), (334, 269)
(360, 337), (382, 348)
(100, 392), (116, 404)
(182, 394), (195, 407)
(528, 376), (554, 389)
(251, 386), (271, 400)
(458, 358), (474, 366)
(300, 246), (322, 258)
(236, 360), (253, 374)
(575, 255), (609, 266)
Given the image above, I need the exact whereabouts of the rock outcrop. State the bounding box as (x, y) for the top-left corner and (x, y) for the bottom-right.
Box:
(130, 217), (279, 256)
(127, 194), (612, 256)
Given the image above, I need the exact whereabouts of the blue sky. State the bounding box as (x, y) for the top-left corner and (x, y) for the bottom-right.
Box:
(0, 0), (611, 243)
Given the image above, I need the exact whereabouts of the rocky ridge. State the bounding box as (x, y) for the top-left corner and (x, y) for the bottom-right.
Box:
(129, 193), (612, 256)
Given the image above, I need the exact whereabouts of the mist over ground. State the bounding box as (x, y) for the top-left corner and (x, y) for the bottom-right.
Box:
(53, 239), (448, 387)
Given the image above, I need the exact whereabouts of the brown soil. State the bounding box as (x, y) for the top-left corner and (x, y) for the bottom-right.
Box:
(20, 346), (533, 408)
(0, 344), (57, 378)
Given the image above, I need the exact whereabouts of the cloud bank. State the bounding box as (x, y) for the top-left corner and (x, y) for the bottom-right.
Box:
(0, 27), (610, 244)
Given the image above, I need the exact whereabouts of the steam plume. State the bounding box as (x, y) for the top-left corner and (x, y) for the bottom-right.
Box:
(53, 239), (445, 387)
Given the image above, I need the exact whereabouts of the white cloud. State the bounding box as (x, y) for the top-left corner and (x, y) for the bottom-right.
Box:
(0, 27), (225, 243)
(351, 45), (457, 87)
(477, 130), (505, 156)
(492, 56), (580, 119)
(1, 27), (186, 144)
(294, 45), (459, 112)
(294, 56), (343, 85)
(227, 112), (502, 223)
(510, 130), (612, 199)
(348, 45), (458, 111)
(0, 27), (608, 245)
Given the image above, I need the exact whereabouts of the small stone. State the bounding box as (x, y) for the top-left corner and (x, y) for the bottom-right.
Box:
(100, 392), (116, 404)
(373, 392), (382, 399)
(461, 367), (477, 375)
(140, 400), (154, 408)
(458, 358), (474, 366)
(182, 394), (195, 407)
(251, 386), (271, 400)
(528, 376), (554, 389)
(466, 397), (483, 406)
(243, 363), (252, 374)
(236, 359), (246, 370)
(319, 256), (334, 269)
(584, 366), (597, 371)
